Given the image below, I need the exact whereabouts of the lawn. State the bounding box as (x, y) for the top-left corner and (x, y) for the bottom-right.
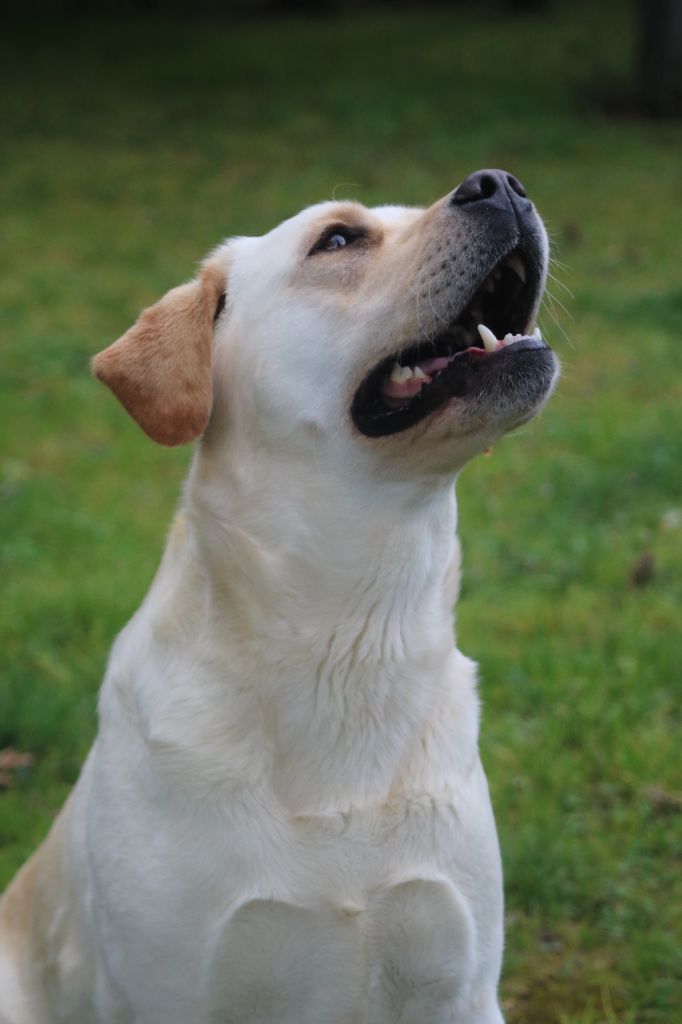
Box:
(1, 2), (681, 1020)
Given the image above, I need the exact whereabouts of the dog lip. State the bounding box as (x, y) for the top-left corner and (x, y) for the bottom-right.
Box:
(352, 337), (552, 438)
(350, 244), (546, 437)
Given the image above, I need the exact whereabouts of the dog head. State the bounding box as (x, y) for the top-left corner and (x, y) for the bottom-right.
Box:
(94, 170), (558, 477)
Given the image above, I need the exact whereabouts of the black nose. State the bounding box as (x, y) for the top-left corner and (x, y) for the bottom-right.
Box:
(450, 168), (531, 214)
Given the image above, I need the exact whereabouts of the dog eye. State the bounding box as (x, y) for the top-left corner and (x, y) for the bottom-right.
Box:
(325, 232), (350, 252)
(310, 225), (365, 255)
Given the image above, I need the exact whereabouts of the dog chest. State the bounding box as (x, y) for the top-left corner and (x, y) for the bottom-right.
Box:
(82, 739), (503, 1022)
(205, 878), (475, 1023)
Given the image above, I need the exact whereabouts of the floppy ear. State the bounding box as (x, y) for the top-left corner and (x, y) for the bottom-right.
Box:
(92, 260), (226, 446)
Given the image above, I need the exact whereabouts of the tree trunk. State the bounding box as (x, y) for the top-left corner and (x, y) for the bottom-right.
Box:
(637, 0), (682, 116)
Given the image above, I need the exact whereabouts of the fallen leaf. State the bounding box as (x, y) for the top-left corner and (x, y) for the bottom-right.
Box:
(0, 747), (34, 790)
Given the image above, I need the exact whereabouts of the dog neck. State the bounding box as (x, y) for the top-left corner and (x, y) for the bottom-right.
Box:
(128, 446), (479, 814)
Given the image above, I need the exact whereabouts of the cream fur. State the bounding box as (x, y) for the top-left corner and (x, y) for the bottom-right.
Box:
(0, 188), (557, 1023)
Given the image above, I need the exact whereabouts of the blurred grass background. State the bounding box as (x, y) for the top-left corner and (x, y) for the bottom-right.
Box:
(1, 1), (681, 1020)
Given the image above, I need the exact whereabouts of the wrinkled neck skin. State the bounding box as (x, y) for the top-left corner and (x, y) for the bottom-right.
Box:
(133, 437), (478, 816)
(189, 440), (461, 655)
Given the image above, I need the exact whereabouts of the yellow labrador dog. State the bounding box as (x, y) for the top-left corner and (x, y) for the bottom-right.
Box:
(0, 170), (558, 1024)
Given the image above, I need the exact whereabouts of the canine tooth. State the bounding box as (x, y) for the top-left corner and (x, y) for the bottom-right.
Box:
(477, 323), (498, 353)
(413, 366), (428, 380)
(532, 326), (542, 339)
(506, 254), (527, 283)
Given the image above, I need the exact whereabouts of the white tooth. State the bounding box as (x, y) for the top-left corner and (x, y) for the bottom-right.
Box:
(503, 332), (515, 345)
(413, 366), (428, 380)
(532, 326), (542, 339)
(389, 364), (414, 384)
(506, 254), (527, 283)
(477, 323), (498, 352)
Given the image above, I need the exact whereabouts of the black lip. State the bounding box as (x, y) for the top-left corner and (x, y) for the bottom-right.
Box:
(351, 240), (547, 438)
(352, 337), (553, 437)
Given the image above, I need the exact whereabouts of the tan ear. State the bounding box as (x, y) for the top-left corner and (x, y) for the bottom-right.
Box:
(92, 260), (226, 446)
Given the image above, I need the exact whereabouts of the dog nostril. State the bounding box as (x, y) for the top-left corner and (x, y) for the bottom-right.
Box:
(477, 174), (498, 199)
(506, 174), (527, 199)
(451, 168), (530, 208)
(452, 170), (501, 205)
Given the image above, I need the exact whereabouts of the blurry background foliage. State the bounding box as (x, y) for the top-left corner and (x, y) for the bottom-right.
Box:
(1, 1), (680, 1021)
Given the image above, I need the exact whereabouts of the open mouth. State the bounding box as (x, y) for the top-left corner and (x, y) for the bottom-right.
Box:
(351, 249), (550, 437)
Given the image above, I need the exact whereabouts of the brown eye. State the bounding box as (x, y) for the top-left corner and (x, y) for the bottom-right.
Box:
(310, 225), (365, 255)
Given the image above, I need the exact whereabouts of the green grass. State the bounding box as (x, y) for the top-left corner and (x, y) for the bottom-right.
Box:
(1, 3), (681, 1020)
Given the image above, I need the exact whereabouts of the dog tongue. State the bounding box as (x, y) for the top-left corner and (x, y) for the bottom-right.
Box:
(381, 376), (426, 403)
(381, 354), (453, 406)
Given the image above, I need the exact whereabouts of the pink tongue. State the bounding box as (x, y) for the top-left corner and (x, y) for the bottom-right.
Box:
(382, 376), (426, 402)
(381, 354), (453, 402)
(380, 354), (457, 407)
